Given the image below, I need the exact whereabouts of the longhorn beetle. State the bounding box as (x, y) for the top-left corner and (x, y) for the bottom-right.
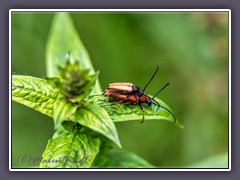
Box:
(99, 64), (176, 124)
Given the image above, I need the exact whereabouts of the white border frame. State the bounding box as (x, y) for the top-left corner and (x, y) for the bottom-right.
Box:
(9, 9), (231, 171)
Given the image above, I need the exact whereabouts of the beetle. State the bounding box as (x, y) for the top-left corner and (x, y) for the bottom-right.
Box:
(99, 64), (176, 124)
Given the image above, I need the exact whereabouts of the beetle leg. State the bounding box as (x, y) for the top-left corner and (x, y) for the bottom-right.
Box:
(138, 103), (145, 123)
(134, 94), (139, 101)
(111, 100), (132, 106)
(101, 100), (132, 107)
(111, 100), (126, 106)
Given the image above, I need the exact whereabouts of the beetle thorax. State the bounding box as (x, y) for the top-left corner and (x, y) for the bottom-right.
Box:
(132, 86), (144, 95)
(139, 94), (151, 105)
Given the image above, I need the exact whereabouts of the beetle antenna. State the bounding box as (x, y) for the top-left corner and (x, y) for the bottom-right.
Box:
(152, 82), (170, 99)
(143, 64), (159, 92)
(152, 100), (176, 124)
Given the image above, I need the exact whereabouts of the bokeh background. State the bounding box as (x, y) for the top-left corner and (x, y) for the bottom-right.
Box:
(12, 11), (229, 168)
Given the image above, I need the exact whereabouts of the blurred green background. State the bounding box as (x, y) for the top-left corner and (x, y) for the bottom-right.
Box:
(11, 12), (229, 168)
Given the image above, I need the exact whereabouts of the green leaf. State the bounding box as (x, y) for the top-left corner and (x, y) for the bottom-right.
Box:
(46, 12), (101, 94)
(40, 127), (100, 168)
(12, 75), (58, 117)
(69, 102), (122, 148)
(95, 96), (183, 128)
(93, 150), (155, 168)
(53, 97), (79, 129)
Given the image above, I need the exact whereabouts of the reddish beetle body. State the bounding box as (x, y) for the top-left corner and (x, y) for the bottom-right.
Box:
(103, 89), (149, 105)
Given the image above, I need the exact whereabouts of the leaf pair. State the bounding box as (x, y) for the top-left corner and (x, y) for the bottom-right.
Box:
(12, 74), (122, 168)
